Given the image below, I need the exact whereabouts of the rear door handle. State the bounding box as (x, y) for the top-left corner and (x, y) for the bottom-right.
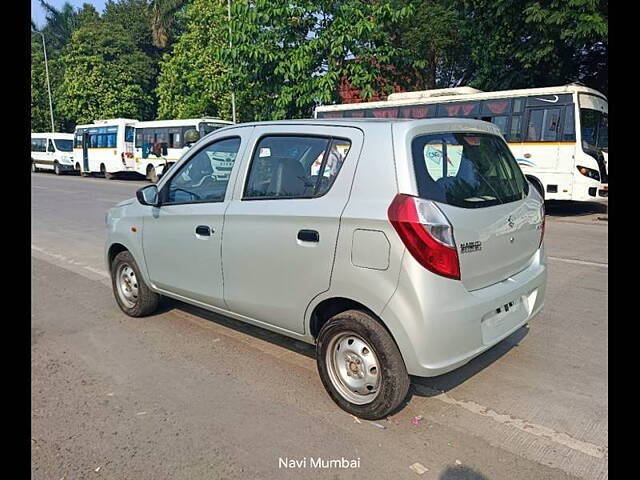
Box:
(195, 225), (211, 237)
(297, 229), (319, 242)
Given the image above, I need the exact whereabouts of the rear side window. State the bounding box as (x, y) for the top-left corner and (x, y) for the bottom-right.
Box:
(244, 136), (351, 199)
(411, 133), (529, 208)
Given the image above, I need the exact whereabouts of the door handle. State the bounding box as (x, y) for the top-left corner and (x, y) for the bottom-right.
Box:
(195, 225), (211, 237)
(297, 229), (319, 242)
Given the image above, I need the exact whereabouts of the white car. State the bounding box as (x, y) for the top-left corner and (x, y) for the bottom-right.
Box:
(105, 118), (547, 419)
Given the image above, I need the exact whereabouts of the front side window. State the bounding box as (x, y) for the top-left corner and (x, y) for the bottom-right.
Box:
(165, 137), (240, 204)
(412, 132), (528, 209)
(47, 139), (55, 152)
(244, 136), (351, 199)
(562, 105), (576, 142)
(54, 139), (73, 152)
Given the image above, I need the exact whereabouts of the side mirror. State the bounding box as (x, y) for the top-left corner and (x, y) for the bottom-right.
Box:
(136, 184), (160, 207)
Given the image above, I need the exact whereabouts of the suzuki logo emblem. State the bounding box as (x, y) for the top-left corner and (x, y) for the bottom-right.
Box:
(507, 215), (515, 228)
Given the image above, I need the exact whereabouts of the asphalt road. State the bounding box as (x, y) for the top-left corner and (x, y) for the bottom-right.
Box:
(31, 172), (608, 480)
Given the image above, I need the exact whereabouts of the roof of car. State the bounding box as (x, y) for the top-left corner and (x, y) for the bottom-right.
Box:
(212, 117), (498, 130)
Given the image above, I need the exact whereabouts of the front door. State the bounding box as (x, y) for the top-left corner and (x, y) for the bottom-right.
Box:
(222, 125), (363, 334)
(142, 133), (248, 307)
(82, 132), (89, 171)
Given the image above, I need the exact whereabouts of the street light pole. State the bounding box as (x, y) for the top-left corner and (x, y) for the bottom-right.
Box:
(32, 30), (55, 132)
(227, 0), (237, 123)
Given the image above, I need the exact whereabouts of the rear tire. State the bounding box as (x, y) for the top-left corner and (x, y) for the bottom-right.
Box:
(101, 163), (115, 180)
(110, 250), (159, 317)
(316, 310), (410, 419)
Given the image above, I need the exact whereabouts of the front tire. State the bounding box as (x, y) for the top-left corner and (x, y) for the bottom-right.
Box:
(54, 162), (61, 175)
(110, 250), (159, 317)
(316, 310), (410, 419)
(32, 161), (38, 173)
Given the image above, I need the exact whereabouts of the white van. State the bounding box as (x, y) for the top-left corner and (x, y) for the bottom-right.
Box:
(31, 133), (75, 175)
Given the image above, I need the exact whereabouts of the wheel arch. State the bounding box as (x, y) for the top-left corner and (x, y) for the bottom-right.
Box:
(309, 296), (393, 340)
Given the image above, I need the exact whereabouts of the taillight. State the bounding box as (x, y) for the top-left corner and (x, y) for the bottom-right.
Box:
(388, 194), (460, 280)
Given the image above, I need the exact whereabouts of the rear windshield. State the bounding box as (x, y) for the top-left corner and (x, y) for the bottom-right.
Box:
(411, 132), (528, 208)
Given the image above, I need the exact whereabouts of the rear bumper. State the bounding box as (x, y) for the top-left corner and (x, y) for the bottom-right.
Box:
(382, 247), (547, 377)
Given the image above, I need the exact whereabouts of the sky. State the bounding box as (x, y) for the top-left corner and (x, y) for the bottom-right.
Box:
(31, 0), (107, 28)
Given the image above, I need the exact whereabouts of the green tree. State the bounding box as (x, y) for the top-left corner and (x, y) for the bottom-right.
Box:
(148, 0), (189, 49)
(56, 21), (155, 124)
(31, 36), (51, 132)
(217, 0), (414, 120)
(156, 0), (231, 119)
(458, 0), (607, 93)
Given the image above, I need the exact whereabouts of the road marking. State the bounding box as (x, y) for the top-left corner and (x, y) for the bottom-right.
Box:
(414, 385), (607, 460)
(548, 256), (608, 268)
(31, 245), (109, 279)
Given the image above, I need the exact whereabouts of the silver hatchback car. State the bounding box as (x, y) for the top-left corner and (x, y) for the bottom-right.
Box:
(105, 118), (547, 419)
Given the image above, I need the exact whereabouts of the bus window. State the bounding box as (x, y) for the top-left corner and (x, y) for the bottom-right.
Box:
(491, 116), (509, 136)
(75, 131), (83, 148)
(541, 108), (560, 142)
(32, 138), (46, 152)
(562, 106), (576, 142)
(509, 115), (523, 142)
(525, 110), (543, 141)
(438, 102), (480, 117)
(482, 99), (511, 116)
(168, 128), (182, 148)
(125, 126), (134, 143)
(135, 130), (144, 148)
(513, 98), (525, 113)
(47, 139), (55, 152)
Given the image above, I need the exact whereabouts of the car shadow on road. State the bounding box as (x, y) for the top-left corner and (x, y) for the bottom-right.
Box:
(157, 297), (317, 359)
(157, 297), (528, 408)
(408, 325), (529, 400)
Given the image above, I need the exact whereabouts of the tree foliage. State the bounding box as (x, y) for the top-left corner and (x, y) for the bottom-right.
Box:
(56, 21), (155, 125)
(33, 0), (609, 131)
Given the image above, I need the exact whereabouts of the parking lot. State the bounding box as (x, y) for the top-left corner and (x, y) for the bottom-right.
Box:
(31, 172), (607, 480)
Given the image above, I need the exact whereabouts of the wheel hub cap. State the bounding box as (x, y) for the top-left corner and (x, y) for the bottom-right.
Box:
(116, 264), (139, 308)
(326, 332), (380, 405)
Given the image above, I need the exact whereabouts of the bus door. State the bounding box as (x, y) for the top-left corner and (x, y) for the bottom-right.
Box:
(82, 132), (90, 171)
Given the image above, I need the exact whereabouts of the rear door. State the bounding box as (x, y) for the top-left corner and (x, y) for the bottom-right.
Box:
(222, 125), (363, 334)
(410, 131), (543, 291)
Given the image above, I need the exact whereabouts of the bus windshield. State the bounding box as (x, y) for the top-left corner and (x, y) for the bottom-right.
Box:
(54, 139), (73, 152)
(580, 109), (608, 151)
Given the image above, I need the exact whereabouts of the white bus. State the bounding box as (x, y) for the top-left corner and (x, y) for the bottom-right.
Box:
(315, 84), (608, 202)
(73, 118), (138, 179)
(31, 132), (75, 175)
(133, 117), (234, 182)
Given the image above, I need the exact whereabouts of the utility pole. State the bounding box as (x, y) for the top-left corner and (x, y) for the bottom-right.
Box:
(228, 0), (237, 123)
(32, 30), (55, 132)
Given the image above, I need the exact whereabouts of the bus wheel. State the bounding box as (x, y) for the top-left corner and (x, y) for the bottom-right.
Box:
(32, 162), (38, 173)
(75, 163), (81, 174)
(147, 165), (159, 183)
(101, 164), (115, 180)
(54, 162), (61, 175)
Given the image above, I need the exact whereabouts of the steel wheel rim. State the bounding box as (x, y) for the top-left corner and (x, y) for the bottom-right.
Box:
(325, 331), (381, 405)
(116, 263), (139, 309)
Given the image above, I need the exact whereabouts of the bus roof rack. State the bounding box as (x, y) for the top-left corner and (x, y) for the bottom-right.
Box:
(387, 86), (484, 101)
